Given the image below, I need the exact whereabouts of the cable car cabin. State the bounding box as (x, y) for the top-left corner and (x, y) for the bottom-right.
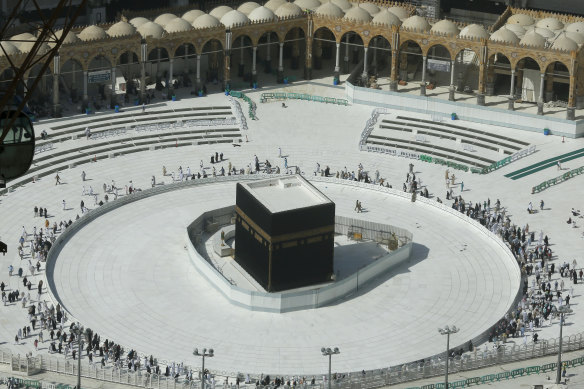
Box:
(0, 109), (35, 184)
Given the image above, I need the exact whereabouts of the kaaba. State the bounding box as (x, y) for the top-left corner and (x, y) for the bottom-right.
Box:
(234, 175), (335, 292)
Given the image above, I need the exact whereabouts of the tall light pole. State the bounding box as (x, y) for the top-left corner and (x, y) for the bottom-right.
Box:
(321, 347), (340, 389)
(193, 348), (214, 389)
(71, 322), (84, 389)
(556, 305), (573, 384)
(438, 326), (459, 389)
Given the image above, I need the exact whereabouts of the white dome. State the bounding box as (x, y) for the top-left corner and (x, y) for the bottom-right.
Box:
(388, 6), (409, 20)
(275, 2), (303, 18)
(372, 9), (401, 27)
(331, 0), (351, 11)
(137, 22), (164, 38)
(0, 41), (20, 56)
(295, 0), (321, 11)
(343, 6), (372, 22)
(402, 15), (430, 32)
(238, 2), (260, 15)
(49, 29), (80, 47)
(210, 6), (233, 20)
(129, 17), (149, 28)
(165, 17), (192, 33)
(19, 38), (50, 54)
(248, 6), (277, 22)
(564, 31), (584, 45)
(315, 2), (343, 18)
(505, 23), (525, 37)
(220, 10), (249, 28)
(78, 25), (107, 41)
(566, 22), (584, 34)
(430, 19), (459, 35)
(182, 10), (206, 23)
(532, 27), (554, 38)
(107, 21), (136, 37)
(507, 13), (534, 26)
(536, 17), (563, 30)
(489, 28), (519, 44)
(359, 3), (380, 16)
(154, 13), (177, 27)
(552, 35), (578, 51)
(192, 14), (222, 29)
(459, 24), (489, 39)
(519, 31), (545, 47)
(265, 0), (286, 11)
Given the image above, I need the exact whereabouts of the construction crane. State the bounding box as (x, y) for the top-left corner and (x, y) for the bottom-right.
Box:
(0, 0), (87, 186)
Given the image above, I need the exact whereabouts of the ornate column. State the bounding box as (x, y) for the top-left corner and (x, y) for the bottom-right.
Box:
(305, 17), (313, 79)
(52, 55), (61, 117)
(537, 72), (545, 115)
(334, 42), (341, 80)
(476, 45), (487, 105)
(252, 46), (257, 84)
(168, 58), (174, 95)
(449, 60), (455, 101)
(508, 68), (515, 111)
(486, 56), (495, 95)
(238, 39), (245, 77)
(83, 70), (88, 108)
(224, 31), (232, 90)
(361, 46), (368, 84)
(277, 42), (284, 83)
(389, 28), (399, 92)
(420, 55), (427, 96)
(140, 41), (146, 103)
(567, 57), (577, 120)
(305, 34), (313, 79)
(110, 66), (116, 107)
(196, 54), (201, 90)
(343, 34), (350, 73)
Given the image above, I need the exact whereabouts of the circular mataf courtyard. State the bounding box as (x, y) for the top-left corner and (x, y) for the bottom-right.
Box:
(46, 178), (521, 376)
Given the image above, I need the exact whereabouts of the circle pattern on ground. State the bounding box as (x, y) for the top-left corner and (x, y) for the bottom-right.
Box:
(49, 180), (519, 375)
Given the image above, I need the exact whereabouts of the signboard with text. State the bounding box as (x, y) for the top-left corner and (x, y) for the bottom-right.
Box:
(88, 70), (111, 84)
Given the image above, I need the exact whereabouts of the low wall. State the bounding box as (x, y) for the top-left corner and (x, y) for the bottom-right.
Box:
(186, 208), (414, 313)
(346, 82), (584, 138)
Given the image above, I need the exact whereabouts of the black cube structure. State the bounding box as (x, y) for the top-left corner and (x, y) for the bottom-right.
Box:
(235, 175), (335, 292)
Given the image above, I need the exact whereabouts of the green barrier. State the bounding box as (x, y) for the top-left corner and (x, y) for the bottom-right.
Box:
(421, 385), (435, 389)
(465, 377), (481, 386)
(532, 165), (584, 193)
(451, 380), (466, 388)
(526, 366), (540, 375)
(230, 91), (256, 120)
(259, 92), (348, 106)
(541, 363), (557, 372)
(511, 368), (525, 378)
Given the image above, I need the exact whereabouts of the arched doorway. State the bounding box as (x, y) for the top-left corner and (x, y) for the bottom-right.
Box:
(282, 27), (306, 81)
(425, 44), (453, 92)
(174, 43), (196, 88)
(486, 52), (511, 96)
(116, 51), (140, 97)
(147, 47), (170, 90)
(87, 55), (113, 108)
(257, 31), (279, 75)
(313, 27), (336, 72)
(200, 39), (224, 89)
(339, 31), (364, 85)
(397, 40), (423, 92)
(232, 34), (253, 84)
(368, 35), (392, 88)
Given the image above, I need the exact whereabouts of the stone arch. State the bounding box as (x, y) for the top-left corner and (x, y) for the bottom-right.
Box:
(283, 27), (306, 72)
(368, 35), (392, 78)
(257, 31), (280, 74)
(513, 57), (541, 103)
(61, 58), (85, 103)
(397, 39), (423, 85)
(281, 24), (307, 44)
(543, 61), (571, 103)
(486, 52), (512, 96)
(199, 38), (224, 54)
(200, 38), (225, 84)
(232, 33), (254, 79)
(115, 49), (140, 65)
(453, 46), (480, 60)
(512, 56), (542, 72)
(313, 27), (337, 71)
(147, 46), (170, 61)
(425, 43), (454, 61)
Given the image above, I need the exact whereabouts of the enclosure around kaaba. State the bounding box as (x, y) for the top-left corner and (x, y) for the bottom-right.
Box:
(234, 175), (335, 292)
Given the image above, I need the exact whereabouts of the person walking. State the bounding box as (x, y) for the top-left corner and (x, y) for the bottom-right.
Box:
(55, 173), (61, 185)
(62, 200), (66, 210)
(81, 171), (86, 181)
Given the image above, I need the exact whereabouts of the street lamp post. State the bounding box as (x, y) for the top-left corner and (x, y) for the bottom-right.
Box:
(193, 348), (214, 389)
(556, 305), (573, 384)
(71, 322), (84, 389)
(438, 326), (459, 389)
(321, 347), (340, 389)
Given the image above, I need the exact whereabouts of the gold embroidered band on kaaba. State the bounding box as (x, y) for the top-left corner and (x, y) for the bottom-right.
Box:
(235, 205), (334, 244)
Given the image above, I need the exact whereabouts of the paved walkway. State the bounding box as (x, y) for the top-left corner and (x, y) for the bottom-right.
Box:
(0, 76), (583, 380)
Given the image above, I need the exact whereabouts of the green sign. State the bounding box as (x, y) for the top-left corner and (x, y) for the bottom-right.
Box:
(88, 70), (111, 84)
